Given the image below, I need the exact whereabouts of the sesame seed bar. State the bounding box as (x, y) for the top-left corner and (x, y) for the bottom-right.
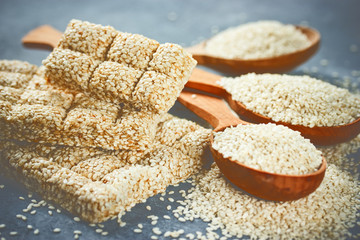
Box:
(0, 114), (211, 223)
(43, 19), (196, 113)
(0, 60), (160, 151)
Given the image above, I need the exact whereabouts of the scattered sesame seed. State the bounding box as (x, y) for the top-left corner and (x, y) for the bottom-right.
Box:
(168, 197), (174, 202)
(95, 229), (103, 233)
(74, 217), (81, 222)
(168, 191), (174, 195)
(98, 224), (104, 228)
(167, 205), (172, 210)
(53, 228), (61, 233)
(74, 230), (82, 235)
(320, 59), (328, 66)
(74, 234), (79, 240)
(151, 220), (157, 225)
(164, 215), (171, 219)
(0, 185), (4, 189)
(167, 11), (178, 22)
(34, 229), (40, 235)
(191, 94), (197, 99)
(30, 210), (36, 215)
(152, 227), (162, 235)
(18, 196), (25, 200)
(27, 193), (32, 198)
(27, 225), (33, 229)
(48, 210), (53, 216)
(137, 224), (143, 229)
(56, 209), (61, 213)
(146, 205), (151, 211)
(0, 224), (5, 229)
(350, 44), (358, 52)
(9, 231), (17, 236)
(101, 232), (108, 236)
(134, 228), (142, 233)
(48, 205), (55, 210)
(151, 236), (158, 240)
(31, 199), (37, 203)
(159, 197), (164, 201)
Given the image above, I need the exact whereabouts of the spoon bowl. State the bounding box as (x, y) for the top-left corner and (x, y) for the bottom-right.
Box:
(186, 68), (360, 145)
(178, 90), (327, 201)
(186, 26), (321, 75)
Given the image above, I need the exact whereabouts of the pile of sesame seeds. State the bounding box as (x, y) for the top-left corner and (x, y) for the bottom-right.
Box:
(205, 20), (311, 60)
(212, 123), (323, 175)
(171, 163), (360, 239)
(220, 73), (360, 127)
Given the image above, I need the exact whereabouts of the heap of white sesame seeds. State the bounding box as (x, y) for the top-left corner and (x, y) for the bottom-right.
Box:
(212, 123), (323, 175)
(0, 60), (160, 152)
(220, 73), (360, 127)
(173, 163), (360, 239)
(43, 19), (196, 113)
(205, 20), (311, 60)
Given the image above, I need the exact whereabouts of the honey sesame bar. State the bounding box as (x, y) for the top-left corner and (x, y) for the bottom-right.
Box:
(0, 60), (160, 151)
(43, 19), (196, 113)
(0, 114), (211, 223)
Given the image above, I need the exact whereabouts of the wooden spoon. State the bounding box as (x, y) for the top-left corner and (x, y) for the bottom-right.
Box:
(187, 25), (320, 75)
(185, 68), (360, 146)
(178, 90), (326, 201)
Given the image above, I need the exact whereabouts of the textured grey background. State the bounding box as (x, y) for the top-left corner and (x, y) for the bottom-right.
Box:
(0, 0), (359, 239)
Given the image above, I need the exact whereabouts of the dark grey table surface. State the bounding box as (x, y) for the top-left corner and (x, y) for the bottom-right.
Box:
(0, 0), (359, 239)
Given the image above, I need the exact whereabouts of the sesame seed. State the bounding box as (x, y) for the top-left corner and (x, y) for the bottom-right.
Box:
(18, 196), (25, 200)
(95, 229), (102, 233)
(34, 229), (40, 235)
(48, 205), (55, 210)
(164, 215), (171, 219)
(56, 209), (61, 213)
(74, 234), (79, 240)
(159, 197), (164, 201)
(48, 210), (53, 216)
(30, 210), (36, 215)
(53, 228), (61, 233)
(0, 185), (4, 189)
(0, 224), (5, 229)
(74, 217), (81, 222)
(152, 227), (162, 235)
(134, 228), (142, 233)
(137, 224), (143, 229)
(101, 232), (108, 236)
(74, 230), (82, 235)
(146, 205), (151, 211)
(168, 198), (174, 202)
(167, 205), (172, 210)
(98, 224), (104, 228)
(27, 225), (33, 229)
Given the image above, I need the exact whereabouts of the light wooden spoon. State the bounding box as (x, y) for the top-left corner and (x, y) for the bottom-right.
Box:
(178, 90), (326, 201)
(185, 68), (360, 146)
(187, 25), (320, 75)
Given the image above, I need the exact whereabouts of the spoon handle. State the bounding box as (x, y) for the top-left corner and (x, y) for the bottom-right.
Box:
(185, 68), (226, 96)
(22, 25), (61, 50)
(178, 90), (247, 131)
